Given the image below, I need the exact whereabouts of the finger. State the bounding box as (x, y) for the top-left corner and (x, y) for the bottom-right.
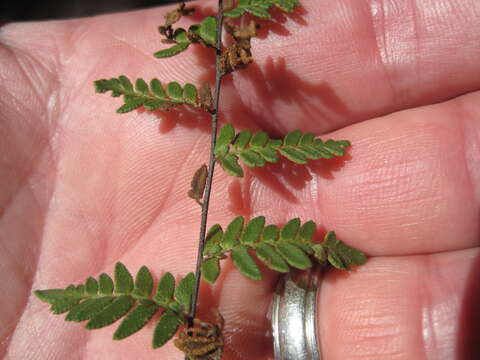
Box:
(3, 0), (480, 136)
(237, 0), (480, 133)
(237, 90), (480, 256)
(23, 249), (475, 360)
(319, 247), (480, 360)
(28, 92), (480, 295)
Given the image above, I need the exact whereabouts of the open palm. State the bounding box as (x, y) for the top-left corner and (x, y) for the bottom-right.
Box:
(1, 0), (479, 359)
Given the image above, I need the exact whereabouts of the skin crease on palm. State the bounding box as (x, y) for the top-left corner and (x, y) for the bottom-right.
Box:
(0, 0), (480, 358)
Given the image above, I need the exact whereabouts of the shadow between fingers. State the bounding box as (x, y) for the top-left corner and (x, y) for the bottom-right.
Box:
(457, 249), (480, 359)
(225, 151), (351, 214)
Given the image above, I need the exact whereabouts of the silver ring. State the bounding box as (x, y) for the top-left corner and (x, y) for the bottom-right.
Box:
(271, 266), (323, 360)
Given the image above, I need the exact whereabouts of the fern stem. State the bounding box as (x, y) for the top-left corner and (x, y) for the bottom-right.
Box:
(189, 0), (225, 323)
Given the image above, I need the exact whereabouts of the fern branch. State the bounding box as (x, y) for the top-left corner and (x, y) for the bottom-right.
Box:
(201, 216), (367, 284)
(34, 263), (195, 348)
(94, 76), (212, 114)
(215, 124), (351, 177)
(189, 0), (226, 325)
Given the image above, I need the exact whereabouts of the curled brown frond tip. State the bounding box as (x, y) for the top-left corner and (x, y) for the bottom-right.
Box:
(159, 1), (195, 42)
(199, 82), (214, 111)
(221, 20), (258, 74)
(165, 1), (195, 27)
(188, 164), (208, 206)
(174, 310), (224, 360)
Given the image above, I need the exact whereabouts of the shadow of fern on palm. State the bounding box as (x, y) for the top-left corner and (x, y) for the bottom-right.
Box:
(225, 148), (351, 212)
(254, 1), (308, 38)
(228, 179), (254, 215)
(235, 57), (352, 135)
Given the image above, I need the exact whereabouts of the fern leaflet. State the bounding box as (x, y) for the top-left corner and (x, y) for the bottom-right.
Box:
(201, 217), (367, 283)
(215, 124), (351, 177)
(34, 263), (195, 348)
(94, 76), (212, 113)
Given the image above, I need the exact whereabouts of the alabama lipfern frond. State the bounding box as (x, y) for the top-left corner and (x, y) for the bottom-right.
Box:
(201, 216), (366, 284)
(34, 1), (369, 358)
(34, 263), (194, 348)
(94, 76), (213, 113)
(215, 123), (350, 177)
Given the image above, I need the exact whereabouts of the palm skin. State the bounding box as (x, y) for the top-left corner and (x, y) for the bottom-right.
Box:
(1, 0), (479, 359)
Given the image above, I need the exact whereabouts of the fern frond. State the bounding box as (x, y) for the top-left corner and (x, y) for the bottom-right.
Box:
(215, 124), (351, 177)
(34, 263), (195, 348)
(94, 76), (212, 113)
(201, 217), (367, 283)
(224, 0), (300, 19)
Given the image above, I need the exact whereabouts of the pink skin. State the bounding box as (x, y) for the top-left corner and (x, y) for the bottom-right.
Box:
(1, 0), (479, 359)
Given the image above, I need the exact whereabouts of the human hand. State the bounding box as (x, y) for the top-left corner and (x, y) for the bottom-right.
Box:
(1, 0), (479, 359)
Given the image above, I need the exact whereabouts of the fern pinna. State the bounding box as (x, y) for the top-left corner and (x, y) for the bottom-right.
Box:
(34, 1), (367, 359)
(35, 264), (194, 348)
(201, 217), (366, 284)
